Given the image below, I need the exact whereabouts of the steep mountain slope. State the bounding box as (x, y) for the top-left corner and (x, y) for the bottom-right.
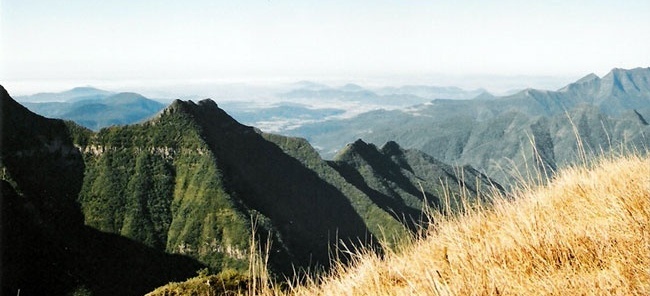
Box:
(77, 99), (497, 272)
(1, 85), (498, 295)
(289, 68), (650, 184)
(76, 98), (381, 273)
(0, 86), (203, 296)
(21, 89), (165, 130)
(329, 140), (501, 230)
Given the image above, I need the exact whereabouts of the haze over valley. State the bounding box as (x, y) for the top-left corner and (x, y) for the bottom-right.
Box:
(3, 66), (650, 295)
(2, 1), (650, 295)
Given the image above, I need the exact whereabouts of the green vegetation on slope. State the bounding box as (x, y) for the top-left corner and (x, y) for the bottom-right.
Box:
(288, 68), (650, 186)
(76, 103), (253, 272)
(1, 86), (203, 296)
(2, 87), (501, 295)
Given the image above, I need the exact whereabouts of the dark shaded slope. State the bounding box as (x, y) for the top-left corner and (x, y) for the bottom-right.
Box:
(167, 100), (375, 270)
(329, 140), (502, 230)
(1, 86), (203, 296)
(330, 141), (426, 230)
(1, 181), (202, 296)
(1, 85), (85, 227)
(75, 98), (391, 276)
(259, 133), (411, 249)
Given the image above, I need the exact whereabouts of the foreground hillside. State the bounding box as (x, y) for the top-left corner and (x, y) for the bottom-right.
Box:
(294, 154), (650, 295)
(149, 154), (650, 295)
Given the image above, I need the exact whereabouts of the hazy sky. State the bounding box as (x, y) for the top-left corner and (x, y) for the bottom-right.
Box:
(2, 0), (649, 94)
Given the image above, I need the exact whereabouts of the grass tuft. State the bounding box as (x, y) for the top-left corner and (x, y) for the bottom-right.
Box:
(290, 154), (650, 295)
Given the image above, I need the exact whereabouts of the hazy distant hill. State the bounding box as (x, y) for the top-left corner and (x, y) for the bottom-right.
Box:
(219, 101), (345, 132)
(205, 83), (489, 135)
(288, 67), (650, 184)
(1, 86), (495, 295)
(280, 82), (483, 107)
(16, 86), (114, 102)
(376, 85), (487, 100)
(21, 89), (165, 130)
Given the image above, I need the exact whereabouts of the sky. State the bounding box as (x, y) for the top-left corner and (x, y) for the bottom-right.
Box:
(1, 0), (649, 95)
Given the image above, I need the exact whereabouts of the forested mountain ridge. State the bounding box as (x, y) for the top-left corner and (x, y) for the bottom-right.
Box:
(1, 85), (495, 295)
(289, 67), (650, 184)
(0, 86), (203, 296)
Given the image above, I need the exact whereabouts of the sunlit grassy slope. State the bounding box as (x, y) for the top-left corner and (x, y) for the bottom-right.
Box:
(149, 154), (650, 295)
(292, 154), (650, 295)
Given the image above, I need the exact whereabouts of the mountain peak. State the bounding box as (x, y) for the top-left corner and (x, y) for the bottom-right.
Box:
(346, 139), (374, 153)
(608, 67), (650, 74)
(599, 67), (650, 96)
(576, 73), (600, 84)
(154, 98), (250, 134)
(106, 92), (148, 103)
(197, 98), (219, 109)
(161, 99), (190, 115)
(163, 99), (218, 113)
(1, 85), (45, 121)
(340, 83), (365, 92)
(559, 73), (601, 92)
(558, 67), (650, 96)
(334, 139), (376, 161)
(68, 86), (104, 92)
(111, 91), (145, 97)
(381, 141), (404, 156)
(473, 91), (496, 100)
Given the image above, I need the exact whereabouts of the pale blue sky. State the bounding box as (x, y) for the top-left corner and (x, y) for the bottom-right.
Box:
(1, 0), (649, 94)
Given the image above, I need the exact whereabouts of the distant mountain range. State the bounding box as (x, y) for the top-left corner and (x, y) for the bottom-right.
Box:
(1, 85), (495, 296)
(287, 67), (650, 184)
(217, 101), (346, 133)
(16, 86), (114, 102)
(217, 82), (489, 133)
(14, 82), (487, 133)
(376, 84), (488, 100)
(17, 88), (165, 130)
(280, 82), (486, 107)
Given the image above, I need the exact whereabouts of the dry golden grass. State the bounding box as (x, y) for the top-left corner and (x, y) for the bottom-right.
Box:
(149, 154), (650, 295)
(288, 154), (650, 295)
